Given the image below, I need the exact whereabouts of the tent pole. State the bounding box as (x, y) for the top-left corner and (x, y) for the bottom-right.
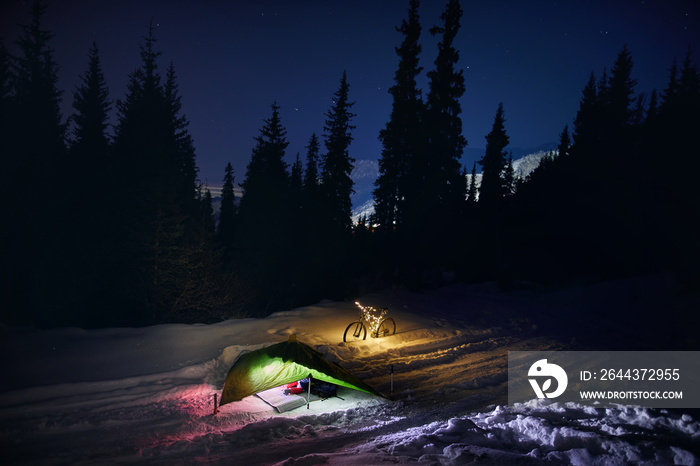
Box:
(307, 374), (312, 409)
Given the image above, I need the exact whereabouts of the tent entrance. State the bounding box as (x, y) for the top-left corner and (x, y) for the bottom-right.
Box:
(255, 377), (344, 413)
(256, 386), (307, 413)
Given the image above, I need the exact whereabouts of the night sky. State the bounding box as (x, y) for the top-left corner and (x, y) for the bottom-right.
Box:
(1, 0), (698, 189)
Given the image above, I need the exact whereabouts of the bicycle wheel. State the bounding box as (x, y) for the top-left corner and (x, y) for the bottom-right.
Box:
(375, 318), (396, 338)
(343, 321), (367, 342)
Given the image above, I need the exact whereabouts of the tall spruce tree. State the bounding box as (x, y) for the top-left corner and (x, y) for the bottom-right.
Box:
(321, 71), (356, 232)
(1, 0), (68, 325)
(110, 23), (201, 323)
(303, 133), (320, 196)
(374, 0), (424, 233)
(70, 41), (111, 207)
(71, 42), (111, 159)
(218, 162), (236, 248)
(238, 102), (289, 248)
(60, 41), (114, 322)
(113, 22), (167, 202)
(164, 62), (198, 213)
(655, 50), (700, 288)
(571, 72), (600, 158)
(290, 153), (303, 209)
(424, 0), (467, 215)
(302, 132), (324, 234)
(200, 187), (215, 239)
(238, 103), (297, 312)
(478, 103), (509, 208)
(607, 45), (636, 131)
(9, 0), (66, 170)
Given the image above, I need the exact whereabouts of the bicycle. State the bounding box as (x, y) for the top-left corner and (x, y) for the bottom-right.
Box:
(343, 301), (396, 342)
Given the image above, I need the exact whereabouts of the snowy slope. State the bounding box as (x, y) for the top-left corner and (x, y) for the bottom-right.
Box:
(0, 280), (698, 465)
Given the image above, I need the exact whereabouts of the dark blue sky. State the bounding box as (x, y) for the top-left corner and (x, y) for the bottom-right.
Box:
(1, 0), (698, 187)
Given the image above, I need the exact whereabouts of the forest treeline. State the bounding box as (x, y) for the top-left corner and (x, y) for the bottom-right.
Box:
(1, 1), (698, 328)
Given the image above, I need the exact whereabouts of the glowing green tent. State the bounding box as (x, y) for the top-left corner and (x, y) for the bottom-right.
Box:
(220, 335), (383, 406)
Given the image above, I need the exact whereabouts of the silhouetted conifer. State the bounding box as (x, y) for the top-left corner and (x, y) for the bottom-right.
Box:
(238, 102), (290, 249)
(374, 0), (424, 234)
(478, 103), (509, 208)
(109, 23), (202, 323)
(54, 41), (114, 323)
(654, 49), (700, 289)
(290, 152), (303, 209)
(572, 72), (600, 157)
(301, 132), (325, 244)
(164, 62), (199, 215)
(303, 133), (320, 196)
(321, 71), (355, 232)
(424, 0), (467, 215)
(71, 42), (111, 158)
(200, 187), (215, 238)
(1, 1), (68, 325)
(218, 162), (237, 248)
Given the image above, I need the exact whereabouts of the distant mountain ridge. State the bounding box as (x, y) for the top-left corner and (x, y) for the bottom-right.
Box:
(351, 150), (554, 222)
(207, 150), (553, 224)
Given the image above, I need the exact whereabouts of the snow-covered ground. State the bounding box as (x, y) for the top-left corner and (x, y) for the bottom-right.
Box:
(1, 279), (698, 465)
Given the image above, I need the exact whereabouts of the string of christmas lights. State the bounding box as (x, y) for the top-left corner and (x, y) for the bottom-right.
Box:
(355, 301), (388, 336)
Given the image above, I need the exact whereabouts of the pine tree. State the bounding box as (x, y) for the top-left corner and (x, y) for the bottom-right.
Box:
(572, 72), (600, 157)
(71, 42), (111, 157)
(290, 152), (303, 209)
(109, 23), (203, 323)
(110, 22), (167, 319)
(321, 71), (356, 232)
(478, 103), (509, 207)
(303, 133), (320, 196)
(218, 162), (236, 248)
(200, 187), (215, 238)
(424, 0), (467, 214)
(302, 132), (325, 235)
(1, 0), (68, 325)
(9, 0), (66, 167)
(70, 41), (111, 210)
(113, 21), (167, 197)
(608, 45), (636, 130)
(374, 0), (424, 233)
(58, 41), (114, 322)
(655, 49), (700, 288)
(164, 62), (198, 212)
(238, 102), (289, 247)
